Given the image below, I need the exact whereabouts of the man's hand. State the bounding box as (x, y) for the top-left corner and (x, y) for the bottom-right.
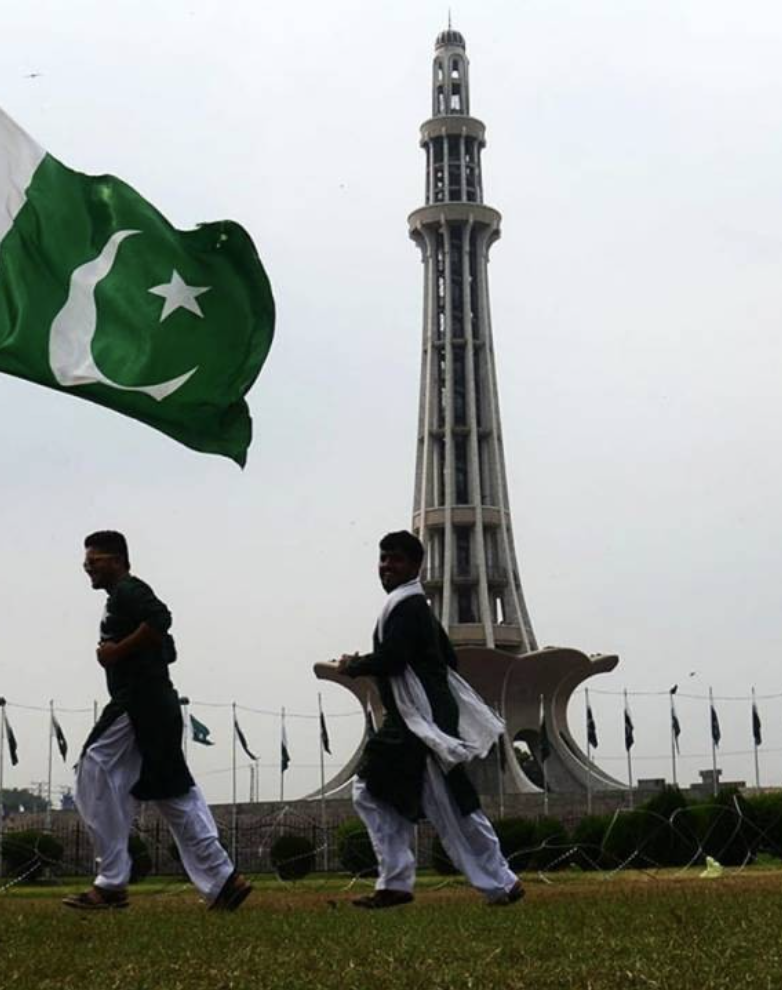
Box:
(335, 652), (359, 674)
(96, 641), (122, 667)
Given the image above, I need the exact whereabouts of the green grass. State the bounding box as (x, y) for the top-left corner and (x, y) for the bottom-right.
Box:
(2, 870), (781, 989)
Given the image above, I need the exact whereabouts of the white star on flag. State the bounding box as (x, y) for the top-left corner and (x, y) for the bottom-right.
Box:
(148, 270), (210, 322)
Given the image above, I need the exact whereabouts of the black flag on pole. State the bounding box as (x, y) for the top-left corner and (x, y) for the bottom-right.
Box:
(671, 706), (681, 754)
(234, 718), (257, 761)
(624, 707), (635, 752)
(5, 715), (19, 766)
(319, 711), (331, 755)
(586, 704), (598, 749)
(752, 703), (762, 747)
(281, 722), (290, 773)
(51, 714), (68, 761)
(539, 712), (551, 764)
(710, 704), (721, 748)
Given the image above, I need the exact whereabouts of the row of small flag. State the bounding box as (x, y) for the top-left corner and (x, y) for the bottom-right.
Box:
(537, 688), (764, 764)
(0, 706), (341, 774)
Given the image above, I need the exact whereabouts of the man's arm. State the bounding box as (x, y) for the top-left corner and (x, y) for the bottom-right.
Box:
(336, 603), (418, 678)
(98, 579), (172, 667)
(98, 623), (164, 667)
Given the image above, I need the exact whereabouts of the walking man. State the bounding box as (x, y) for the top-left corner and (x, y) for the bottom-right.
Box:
(64, 530), (251, 911)
(336, 530), (523, 908)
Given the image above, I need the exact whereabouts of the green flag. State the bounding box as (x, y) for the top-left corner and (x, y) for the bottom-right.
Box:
(0, 108), (274, 466)
(190, 714), (214, 746)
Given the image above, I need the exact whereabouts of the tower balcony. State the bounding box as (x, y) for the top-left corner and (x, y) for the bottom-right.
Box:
(419, 115), (486, 146)
(423, 565), (509, 586)
(408, 202), (501, 234)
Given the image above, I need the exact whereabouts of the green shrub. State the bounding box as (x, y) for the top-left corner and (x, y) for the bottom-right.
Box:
(128, 833), (152, 883)
(693, 789), (757, 866)
(0, 829), (64, 880)
(492, 818), (537, 871)
(635, 786), (698, 868)
(531, 817), (570, 870)
(602, 810), (644, 868)
(571, 815), (612, 869)
(335, 819), (377, 876)
(270, 834), (316, 880)
(745, 793), (782, 858)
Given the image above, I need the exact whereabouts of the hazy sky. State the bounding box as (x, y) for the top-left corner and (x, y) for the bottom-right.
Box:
(2, 0), (782, 804)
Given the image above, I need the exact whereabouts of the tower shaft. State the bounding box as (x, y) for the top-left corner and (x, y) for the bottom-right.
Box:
(409, 29), (536, 654)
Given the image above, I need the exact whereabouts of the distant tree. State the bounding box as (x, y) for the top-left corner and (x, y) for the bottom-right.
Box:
(1, 788), (49, 816)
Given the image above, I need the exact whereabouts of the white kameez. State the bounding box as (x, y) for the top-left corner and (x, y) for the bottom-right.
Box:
(75, 714), (233, 902)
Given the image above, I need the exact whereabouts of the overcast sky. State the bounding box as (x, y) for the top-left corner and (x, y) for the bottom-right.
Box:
(2, 0), (782, 805)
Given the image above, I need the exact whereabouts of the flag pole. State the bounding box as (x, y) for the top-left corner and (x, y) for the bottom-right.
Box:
(709, 687), (718, 798)
(752, 686), (761, 790)
(0, 698), (6, 878)
(318, 693), (328, 871)
(93, 699), (98, 726)
(254, 758), (260, 803)
(540, 694), (549, 817)
(46, 700), (54, 831)
(624, 689), (634, 811)
(231, 701), (238, 862)
(279, 707), (285, 804)
(585, 689), (593, 816)
(669, 692), (678, 787)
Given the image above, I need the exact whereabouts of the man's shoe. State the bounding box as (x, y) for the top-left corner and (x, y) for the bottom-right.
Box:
(488, 879), (525, 907)
(352, 889), (414, 909)
(209, 871), (253, 912)
(62, 885), (129, 910)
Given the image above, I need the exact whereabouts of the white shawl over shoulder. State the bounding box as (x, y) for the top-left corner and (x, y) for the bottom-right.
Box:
(376, 579), (505, 773)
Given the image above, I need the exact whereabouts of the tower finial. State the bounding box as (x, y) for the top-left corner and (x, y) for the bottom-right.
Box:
(448, 8), (452, 30)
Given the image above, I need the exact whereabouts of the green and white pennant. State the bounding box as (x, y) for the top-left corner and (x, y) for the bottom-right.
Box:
(0, 108), (275, 466)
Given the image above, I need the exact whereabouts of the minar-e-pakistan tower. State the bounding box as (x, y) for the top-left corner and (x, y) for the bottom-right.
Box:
(408, 27), (535, 653)
(317, 29), (623, 798)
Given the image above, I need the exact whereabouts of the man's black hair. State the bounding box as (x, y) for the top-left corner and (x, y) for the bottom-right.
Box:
(84, 530), (130, 569)
(379, 530), (425, 567)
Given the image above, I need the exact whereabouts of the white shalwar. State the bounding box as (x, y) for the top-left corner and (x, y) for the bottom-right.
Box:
(354, 762), (518, 902)
(353, 577), (518, 902)
(75, 714), (233, 902)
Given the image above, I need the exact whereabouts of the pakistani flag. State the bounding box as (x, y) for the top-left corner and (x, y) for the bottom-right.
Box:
(752, 702), (762, 748)
(319, 710), (331, 755)
(671, 704), (681, 754)
(624, 705), (635, 752)
(190, 714), (214, 746)
(281, 722), (290, 773)
(0, 109), (274, 466)
(710, 704), (721, 748)
(234, 717), (257, 761)
(586, 703), (598, 750)
(52, 714), (68, 761)
(4, 713), (19, 766)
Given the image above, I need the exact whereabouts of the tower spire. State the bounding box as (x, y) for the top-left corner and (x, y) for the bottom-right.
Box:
(408, 31), (537, 654)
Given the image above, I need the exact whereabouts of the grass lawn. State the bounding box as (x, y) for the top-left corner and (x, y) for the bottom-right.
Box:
(1, 870), (781, 989)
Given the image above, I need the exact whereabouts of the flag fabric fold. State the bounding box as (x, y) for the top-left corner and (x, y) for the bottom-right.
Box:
(281, 723), (290, 773)
(586, 703), (598, 750)
(190, 714), (214, 746)
(624, 705), (635, 752)
(752, 703), (762, 748)
(710, 704), (721, 748)
(539, 705), (551, 764)
(234, 718), (257, 761)
(319, 711), (331, 755)
(51, 714), (68, 761)
(4, 714), (19, 766)
(671, 705), (681, 754)
(0, 107), (275, 466)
